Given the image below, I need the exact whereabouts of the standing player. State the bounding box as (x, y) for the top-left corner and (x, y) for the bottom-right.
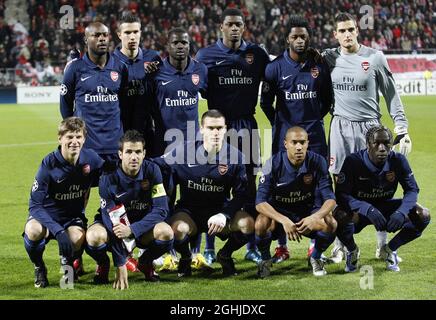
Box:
(324, 12), (412, 262)
(23, 117), (104, 288)
(195, 8), (270, 264)
(149, 27), (208, 156)
(60, 21), (129, 165)
(255, 127), (337, 277)
(154, 110), (255, 277)
(85, 130), (173, 288)
(113, 13), (162, 156)
(334, 126), (429, 272)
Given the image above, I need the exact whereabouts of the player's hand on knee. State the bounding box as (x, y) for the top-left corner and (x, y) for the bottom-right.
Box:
(55, 230), (73, 258)
(386, 211), (406, 233)
(207, 213), (226, 235)
(113, 223), (133, 239)
(283, 219), (301, 242)
(366, 206), (387, 231)
(113, 265), (129, 290)
(295, 216), (317, 234)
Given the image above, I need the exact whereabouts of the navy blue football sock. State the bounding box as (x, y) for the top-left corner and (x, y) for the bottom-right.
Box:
(277, 232), (287, 247)
(139, 239), (174, 265)
(85, 243), (109, 266)
(190, 233), (202, 254)
(311, 246), (322, 259)
(174, 235), (191, 259)
(220, 231), (253, 257)
(314, 231), (336, 253)
(256, 232), (272, 260)
(246, 237), (257, 251)
(24, 234), (45, 267)
(336, 222), (357, 252)
(205, 233), (216, 251)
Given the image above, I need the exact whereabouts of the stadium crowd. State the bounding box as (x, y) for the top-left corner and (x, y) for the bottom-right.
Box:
(0, 0), (435, 86)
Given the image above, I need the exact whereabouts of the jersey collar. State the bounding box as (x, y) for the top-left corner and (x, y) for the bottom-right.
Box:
(83, 52), (115, 70)
(54, 146), (82, 167)
(217, 38), (247, 53)
(114, 47), (143, 63)
(363, 150), (392, 174)
(117, 164), (145, 184)
(282, 151), (309, 175)
(163, 56), (195, 74)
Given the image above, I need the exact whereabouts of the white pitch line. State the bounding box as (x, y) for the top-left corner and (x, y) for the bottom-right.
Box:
(0, 141), (57, 148)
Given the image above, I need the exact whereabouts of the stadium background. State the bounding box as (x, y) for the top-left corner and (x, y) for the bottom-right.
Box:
(0, 0), (435, 300)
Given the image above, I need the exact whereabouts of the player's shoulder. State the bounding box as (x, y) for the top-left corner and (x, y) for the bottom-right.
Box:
(388, 150), (409, 167)
(64, 57), (84, 73)
(143, 158), (162, 175)
(80, 148), (104, 165)
(196, 43), (218, 57)
(40, 151), (58, 169)
(306, 150), (327, 165)
(142, 48), (161, 62)
(359, 45), (384, 60)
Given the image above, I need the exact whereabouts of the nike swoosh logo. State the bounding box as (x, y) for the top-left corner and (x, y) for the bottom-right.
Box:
(215, 60), (226, 65)
(187, 164), (200, 168)
(276, 182), (288, 187)
(282, 75), (292, 80)
(161, 80), (173, 86)
(358, 177), (370, 181)
(80, 76), (92, 81)
(115, 192), (127, 198)
(56, 178), (66, 183)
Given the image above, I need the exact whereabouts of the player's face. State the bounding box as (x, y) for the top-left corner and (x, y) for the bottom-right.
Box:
(334, 20), (359, 51)
(284, 131), (309, 166)
(367, 131), (392, 166)
(287, 27), (310, 54)
(59, 130), (85, 159)
(168, 32), (190, 61)
(221, 16), (245, 43)
(86, 25), (109, 56)
(118, 22), (141, 51)
(201, 117), (227, 152)
(119, 142), (145, 176)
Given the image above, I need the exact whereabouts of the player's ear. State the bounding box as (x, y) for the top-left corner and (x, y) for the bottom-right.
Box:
(118, 149), (123, 160)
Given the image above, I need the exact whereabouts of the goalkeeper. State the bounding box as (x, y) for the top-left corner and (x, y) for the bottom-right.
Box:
(322, 12), (412, 262)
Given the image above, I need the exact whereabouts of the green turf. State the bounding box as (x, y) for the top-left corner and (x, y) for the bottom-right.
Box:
(0, 96), (435, 299)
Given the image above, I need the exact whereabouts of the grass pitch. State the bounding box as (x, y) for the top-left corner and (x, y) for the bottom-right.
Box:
(0, 96), (435, 300)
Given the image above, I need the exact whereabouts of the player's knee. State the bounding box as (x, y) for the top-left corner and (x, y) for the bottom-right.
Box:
(416, 205), (431, 230)
(324, 213), (338, 233)
(235, 212), (254, 234)
(154, 222), (174, 241)
(86, 225), (107, 246)
(172, 221), (191, 240)
(24, 220), (46, 241)
(67, 227), (86, 250)
(332, 206), (352, 226)
(255, 214), (271, 236)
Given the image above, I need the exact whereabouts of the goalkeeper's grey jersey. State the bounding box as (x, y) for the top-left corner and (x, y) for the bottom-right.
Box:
(323, 45), (408, 128)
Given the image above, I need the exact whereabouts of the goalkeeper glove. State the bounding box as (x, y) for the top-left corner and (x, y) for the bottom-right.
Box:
(393, 126), (412, 157)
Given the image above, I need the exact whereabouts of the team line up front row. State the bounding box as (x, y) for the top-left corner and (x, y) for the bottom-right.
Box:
(23, 112), (430, 290)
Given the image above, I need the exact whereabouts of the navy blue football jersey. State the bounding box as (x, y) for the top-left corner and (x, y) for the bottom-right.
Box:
(256, 151), (334, 216)
(335, 149), (419, 216)
(28, 147), (104, 236)
(195, 39), (269, 120)
(60, 53), (129, 155)
(260, 50), (333, 157)
(99, 159), (168, 266)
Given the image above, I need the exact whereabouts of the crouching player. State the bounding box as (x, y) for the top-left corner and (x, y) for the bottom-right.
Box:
(255, 126), (337, 277)
(86, 130), (173, 289)
(24, 117), (104, 288)
(154, 110), (255, 277)
(334, 125), (430, 272)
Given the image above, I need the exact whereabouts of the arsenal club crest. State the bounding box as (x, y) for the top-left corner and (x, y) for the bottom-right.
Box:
(218, 164), (228, 175)
(141, 179), (150, 191)
(111, 71), (119, 81)
(303, 174), (313, 185)
(386, 171), (396, 182)
(192, 74), (200, 85)
(361, 61), (370, 72)
(82, 164), (90, 176)
(310, 67), (319, 78)
(245, 53), (254, 64)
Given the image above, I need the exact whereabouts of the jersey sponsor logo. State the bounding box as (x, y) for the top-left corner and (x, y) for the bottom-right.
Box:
(386, 171), (396, 182)
(303, 174), (313, 185)
(245, 53), (254, 64)
(218, 164), (228, 175)
(162, 80), (173, 86)
(100, 198), (106, 209)
(32, 179), (39, 192)
(60, 84), (68, 96)
(336, 172), (345, 184)
(82, 164), (90, 176)
(282, 75), (292, 80)
(80, 75), (92, 82)
(361, 61), (370, 72)
(192, 74), (200, 85)
(215, 60), (226, 65)
(110, 71), (119, 82)
(141, 179), (150, 191)
(310, 67), (319, 78)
